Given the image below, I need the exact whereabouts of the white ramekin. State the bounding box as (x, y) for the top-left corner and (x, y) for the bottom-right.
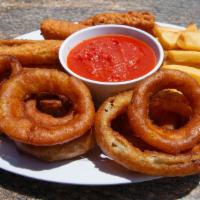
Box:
(59, 25), (164, 103)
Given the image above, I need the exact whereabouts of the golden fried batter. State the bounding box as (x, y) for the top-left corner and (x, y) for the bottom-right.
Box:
(0, 40), (62, 66)
(16, 130), (94, 162)
(95, 91), (200, 176)
(81, 11), (155, 31)
(40, 19), (88, 40)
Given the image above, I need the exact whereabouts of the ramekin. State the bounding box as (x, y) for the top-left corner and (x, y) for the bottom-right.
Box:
(59, 25), (164, 102)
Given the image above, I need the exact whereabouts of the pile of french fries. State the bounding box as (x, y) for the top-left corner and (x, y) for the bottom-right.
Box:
(153, 23), (200, 82)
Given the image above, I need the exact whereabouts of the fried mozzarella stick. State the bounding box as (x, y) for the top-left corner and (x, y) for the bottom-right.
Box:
(0, 40), (62, 65)
(40, 19), (88, 40)
(81, 11), (155, 31)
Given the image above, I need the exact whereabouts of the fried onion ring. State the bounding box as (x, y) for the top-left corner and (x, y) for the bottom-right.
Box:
(95, 91), (200, 176)
(0, 55), (22, 81)
(15, 90), (94, 161)
(0, 55), (23, 135)
(128, 70), (200, 154)
(0, 68), (95, 145)
(16, 130), (95, 162)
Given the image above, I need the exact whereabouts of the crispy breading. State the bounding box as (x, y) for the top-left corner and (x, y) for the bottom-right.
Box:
(0, 40), (62, 65)
(95, 90), (200, 176)
(40, 19), (88, 40)
(81, 11), (155, 31)
(16, 131), (94, 162)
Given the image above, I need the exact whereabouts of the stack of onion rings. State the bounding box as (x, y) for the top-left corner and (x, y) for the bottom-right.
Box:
(15, 130), (94, 162)
(95, 89), (200, 176)
(0, 68), (95, 161)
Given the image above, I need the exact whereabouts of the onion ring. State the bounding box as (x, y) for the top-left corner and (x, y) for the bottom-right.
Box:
(95, 91), (200, 176)
(128, 70), (200, 154)
(0, 55), (22, 135)
(15, 90), (94, 161)
(0, 68), (95, 145)
(0, 55), (22, 81)
(16, 130), (95, 162)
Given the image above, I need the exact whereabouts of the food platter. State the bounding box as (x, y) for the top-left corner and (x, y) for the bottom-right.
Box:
(0, 22), (183, 185)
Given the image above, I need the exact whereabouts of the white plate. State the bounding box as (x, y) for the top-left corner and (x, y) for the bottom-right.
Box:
(0, 22), (183, 185)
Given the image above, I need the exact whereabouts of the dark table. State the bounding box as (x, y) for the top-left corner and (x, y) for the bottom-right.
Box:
(1, 0), (200, 199)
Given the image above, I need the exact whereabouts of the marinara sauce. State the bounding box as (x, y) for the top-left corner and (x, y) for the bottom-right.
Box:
(67, 35), (156, 82)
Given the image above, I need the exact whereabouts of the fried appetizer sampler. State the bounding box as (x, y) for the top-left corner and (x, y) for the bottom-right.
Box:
(95, 90), (200, 176)
(40, 19), (88, 40)
(0, 40), (62, 65)
(81, 11), (155, 31)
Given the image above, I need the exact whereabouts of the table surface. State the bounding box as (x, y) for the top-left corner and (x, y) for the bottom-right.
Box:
(1, 0), (200, 199)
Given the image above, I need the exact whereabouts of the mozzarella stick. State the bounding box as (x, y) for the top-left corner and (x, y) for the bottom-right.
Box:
(81, 11), (155, 31)
(0, 40), (62, 65)
(40, 19), (88, 40)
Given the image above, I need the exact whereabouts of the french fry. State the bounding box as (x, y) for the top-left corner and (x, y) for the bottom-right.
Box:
(153, 24), (180, 37)
(177, 31), (200, 51)
(165, 50), (200, 67)
(159, 31), (181, 50)
(162, 64), (200, 84)
(153, 24), (199, 50)
(153, 24), (181, 50)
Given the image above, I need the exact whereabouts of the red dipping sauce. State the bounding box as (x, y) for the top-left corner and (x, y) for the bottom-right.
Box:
(67, 35), (156, 82)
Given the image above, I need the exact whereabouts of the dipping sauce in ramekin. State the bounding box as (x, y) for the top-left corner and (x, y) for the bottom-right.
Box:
(67, 35), (156, 82)
(59, 25), (164, 102)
